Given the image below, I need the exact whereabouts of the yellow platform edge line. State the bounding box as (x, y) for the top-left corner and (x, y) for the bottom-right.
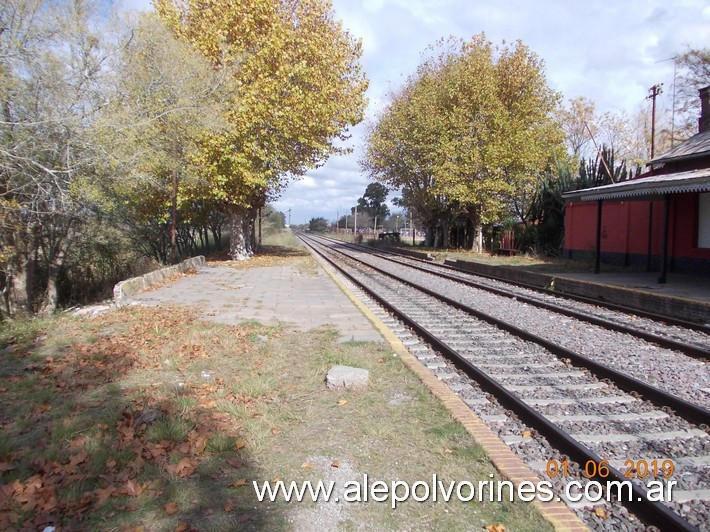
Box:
(314, 251), (589, 532)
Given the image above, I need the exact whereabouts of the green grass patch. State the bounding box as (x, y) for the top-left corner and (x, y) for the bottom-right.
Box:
(0, 315), (51, 349)
(426, 421), (469, 440)
(145, 416), (194, 443)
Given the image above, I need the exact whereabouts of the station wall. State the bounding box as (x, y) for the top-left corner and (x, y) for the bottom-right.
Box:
(563, 193), (710, 275)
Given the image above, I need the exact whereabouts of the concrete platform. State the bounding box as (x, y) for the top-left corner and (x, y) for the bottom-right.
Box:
(556, 271), (710, 303)
(129, 264), (383, 343)
(445, 257), (710, 324)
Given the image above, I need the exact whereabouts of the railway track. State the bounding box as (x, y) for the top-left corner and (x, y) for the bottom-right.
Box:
(298, 232), (710, 531)
(320, 234), (710, 345)
(313, 235), (710, 406)
(380, 241), (710, 334)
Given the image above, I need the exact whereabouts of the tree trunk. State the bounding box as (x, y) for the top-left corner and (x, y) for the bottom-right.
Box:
(473, 225), (483, 253)
(441, 220), (450, 249)
(228, 207), (250, 261)
(188, 227), (197, 254)
(211, 227), (221, 250)
(170, 168), (178, 264)
(425, 224), (435, 247)
(40, 266), (60, 317)
(7, 226), (38, 316)
(40, 249), (66, 317)
(466, 207), (484, 254)
(8, 257), (30, 316)
(258, 208), (262, 250)
(242, 215), (253, 257)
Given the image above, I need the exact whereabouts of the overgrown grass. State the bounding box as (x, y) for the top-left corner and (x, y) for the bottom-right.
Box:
(431, 249), (597, 272)
(0, 316), (52, 349)
(262, 230), (303, 248)
(0, 304), (551, 531)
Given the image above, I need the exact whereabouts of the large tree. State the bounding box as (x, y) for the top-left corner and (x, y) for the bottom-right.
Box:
(94, 15), (230, 264)
(0, 0), (111, 315)
(154, 0), (368, 260)
(362, 72), (451, 246)
(357, 182), (390, 225)
(363, 35), (564, 250)
(559, 96), (598, 162)
(308, 216), (328, 232)
(672, 47), (710, 141)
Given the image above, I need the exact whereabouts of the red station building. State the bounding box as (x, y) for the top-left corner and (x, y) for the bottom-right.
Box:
(562, 86), (710, 282)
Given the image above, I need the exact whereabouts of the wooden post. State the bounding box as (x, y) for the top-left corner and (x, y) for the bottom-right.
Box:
(658, 194), (670, 284)
(594, 200), (603, 274)
(646, 199), (653, 272)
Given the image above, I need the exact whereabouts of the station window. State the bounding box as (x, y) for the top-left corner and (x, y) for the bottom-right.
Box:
(699, 193), (710, 248)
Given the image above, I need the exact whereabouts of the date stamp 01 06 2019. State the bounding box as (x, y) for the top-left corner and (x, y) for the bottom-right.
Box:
(545, 458), (678, 503)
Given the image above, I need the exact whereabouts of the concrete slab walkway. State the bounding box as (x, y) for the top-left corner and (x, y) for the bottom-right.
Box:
(129, 263), (383, 343)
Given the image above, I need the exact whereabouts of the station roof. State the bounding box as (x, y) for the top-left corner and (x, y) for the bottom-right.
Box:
(562, 168), (710, 202)
(648, 130), (710, 167)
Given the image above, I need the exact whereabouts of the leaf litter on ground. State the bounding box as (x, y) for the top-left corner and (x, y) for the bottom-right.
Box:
(0, 296), (552, 531)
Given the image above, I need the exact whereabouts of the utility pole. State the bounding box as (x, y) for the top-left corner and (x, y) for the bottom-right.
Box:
(354, 206), (358, 234)
(287, 208), (291, 227)
(411, 210), (414, 246)
(647, 83), (663, 159)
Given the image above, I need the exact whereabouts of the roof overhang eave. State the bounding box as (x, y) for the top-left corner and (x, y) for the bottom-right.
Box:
(562, 171), (710, 203)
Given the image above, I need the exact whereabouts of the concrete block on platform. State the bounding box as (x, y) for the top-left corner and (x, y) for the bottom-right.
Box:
(325, 365), (369, 388)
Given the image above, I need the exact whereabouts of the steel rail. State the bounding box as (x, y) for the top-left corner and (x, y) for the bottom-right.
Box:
(328, 235), (709, 333)
(306, 234), (710, 426)
(299, 233), (699, 532)
(318, 237), (709, 360)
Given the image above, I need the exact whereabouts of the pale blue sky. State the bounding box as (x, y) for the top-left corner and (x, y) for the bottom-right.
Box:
(121, 0), (710, 224)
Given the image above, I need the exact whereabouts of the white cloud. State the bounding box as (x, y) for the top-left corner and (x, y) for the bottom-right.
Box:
(116, 0), (710, 222)
(293, 0), (708, 222)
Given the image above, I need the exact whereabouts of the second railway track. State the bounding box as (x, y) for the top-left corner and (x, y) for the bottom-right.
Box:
(319, 234), (710, 357)
(298, 232), (710, 531)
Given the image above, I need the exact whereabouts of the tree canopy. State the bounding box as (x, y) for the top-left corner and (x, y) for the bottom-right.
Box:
(0, 0), (367, 316)
(1, 0), (110, 314)
(95, 15), (231, 263)
(363, 35), (564, 249)
(154, 0), (368, 259)
(308, 217), (328, 232)
(675, 47), (710, 140)
(357, 182), (390, 222)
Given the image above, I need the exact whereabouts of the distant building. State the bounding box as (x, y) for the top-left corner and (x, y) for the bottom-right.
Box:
(562, 86), (710, 281)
